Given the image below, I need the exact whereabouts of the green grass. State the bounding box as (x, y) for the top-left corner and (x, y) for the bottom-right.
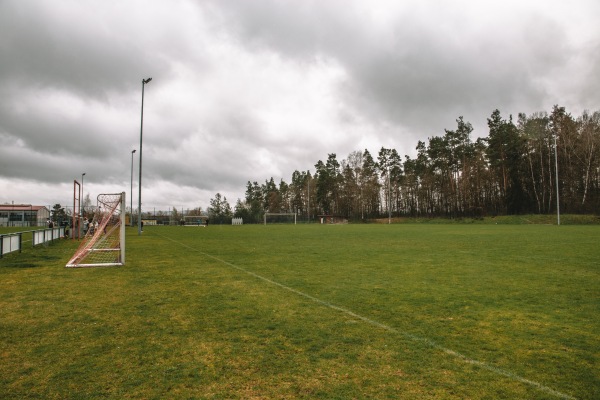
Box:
(373, 213), (600, 225)
(1, 224), (598, 399)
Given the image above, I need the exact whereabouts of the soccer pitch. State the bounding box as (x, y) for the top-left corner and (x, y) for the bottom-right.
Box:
(1, 224), (598, 399)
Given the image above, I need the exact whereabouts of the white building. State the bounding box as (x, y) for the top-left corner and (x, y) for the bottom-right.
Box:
(0, 204), (50, 227)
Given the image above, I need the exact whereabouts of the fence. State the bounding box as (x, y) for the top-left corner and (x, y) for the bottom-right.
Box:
(0, 227), (65, 258)
(232, 218), (243, 225)
(32, 228), (64, 245)
(1, 233), (21, 257)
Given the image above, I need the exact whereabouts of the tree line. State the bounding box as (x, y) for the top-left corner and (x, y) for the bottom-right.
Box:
(209, 106), (599, 223)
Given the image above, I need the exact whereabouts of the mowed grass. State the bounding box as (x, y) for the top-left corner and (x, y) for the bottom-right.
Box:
(1, 224), (598, 399)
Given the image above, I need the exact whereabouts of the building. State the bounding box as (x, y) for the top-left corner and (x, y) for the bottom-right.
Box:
(0, 204), (50, 227)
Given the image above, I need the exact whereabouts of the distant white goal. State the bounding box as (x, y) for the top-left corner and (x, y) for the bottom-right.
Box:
(263, 213), (296, 225)
(66, 192), (125, 268)
(183, 215), (207, 226)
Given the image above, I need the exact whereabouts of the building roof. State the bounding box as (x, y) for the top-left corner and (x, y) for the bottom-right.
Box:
(0, 204), (49, 212)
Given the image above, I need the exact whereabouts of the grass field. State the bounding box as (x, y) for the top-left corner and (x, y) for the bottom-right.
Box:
(1, 223), (599, 399)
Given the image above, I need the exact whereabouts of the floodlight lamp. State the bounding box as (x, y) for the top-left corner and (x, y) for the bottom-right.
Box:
(143, 77), (152, 84)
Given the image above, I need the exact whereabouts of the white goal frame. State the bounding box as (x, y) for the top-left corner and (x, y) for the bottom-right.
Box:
(66, 192), (125, 268)
(183, 215), (208, 226)
(263, 212), (297, 225)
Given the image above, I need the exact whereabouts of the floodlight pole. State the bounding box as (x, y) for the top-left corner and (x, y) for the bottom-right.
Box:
(307, 173), (310, 223)
(554, 130), (560, 225)
(138, 77), (152, 235)
(131, 149), (136, 227)
(388, 167), (391, 224)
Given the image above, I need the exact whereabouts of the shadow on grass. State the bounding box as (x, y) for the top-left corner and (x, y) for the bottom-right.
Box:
(0, 253), (62, 268)
(1, 261), (40, 268)
(0, 241), (75, 268)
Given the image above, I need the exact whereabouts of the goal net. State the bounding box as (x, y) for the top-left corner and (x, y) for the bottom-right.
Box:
(263, 212), (297, 225)
(66, 192), (125, 268)
(183, 215), (207, 226)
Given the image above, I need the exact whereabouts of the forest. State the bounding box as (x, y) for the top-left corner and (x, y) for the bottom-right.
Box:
(216, 106), (600, 223)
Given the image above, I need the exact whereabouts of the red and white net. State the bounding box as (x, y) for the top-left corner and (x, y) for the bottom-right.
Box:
(66, 193), (124, 268)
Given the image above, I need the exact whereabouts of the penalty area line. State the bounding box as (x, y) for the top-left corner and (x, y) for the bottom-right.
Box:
(157, 233), (577, 400)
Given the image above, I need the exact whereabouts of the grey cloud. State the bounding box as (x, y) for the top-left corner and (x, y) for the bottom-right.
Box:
(205, 1), (588, 137)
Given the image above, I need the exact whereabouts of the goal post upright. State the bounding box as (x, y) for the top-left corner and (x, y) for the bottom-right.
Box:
(120, 191), (125, 264)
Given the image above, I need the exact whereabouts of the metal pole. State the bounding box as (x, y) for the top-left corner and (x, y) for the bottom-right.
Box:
(138, 78), (152, 235)
(388, 167), (391, 224)
(554, 131), (560, 225)
(131, 149), (136, 227)
(81, 172), (86, 216)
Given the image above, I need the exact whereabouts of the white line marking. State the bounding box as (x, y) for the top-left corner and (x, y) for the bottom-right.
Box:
(157, 233), (577, 400)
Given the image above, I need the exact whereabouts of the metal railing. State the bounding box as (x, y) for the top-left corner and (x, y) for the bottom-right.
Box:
(0, 227), (65, 258)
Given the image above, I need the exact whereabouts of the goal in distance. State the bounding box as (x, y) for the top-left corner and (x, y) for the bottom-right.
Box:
(66, 192), (125, 268)
(263, 212), (297, 225)
(183, 215), (208, 226)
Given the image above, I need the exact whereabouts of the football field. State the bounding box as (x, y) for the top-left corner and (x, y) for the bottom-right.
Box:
(1, 224), (598, 399)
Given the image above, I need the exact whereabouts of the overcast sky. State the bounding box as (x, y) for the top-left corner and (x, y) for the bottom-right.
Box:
(1, 0), (599, 212)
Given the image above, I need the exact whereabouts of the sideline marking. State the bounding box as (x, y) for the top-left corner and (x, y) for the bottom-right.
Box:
(158, 233), (577, 400)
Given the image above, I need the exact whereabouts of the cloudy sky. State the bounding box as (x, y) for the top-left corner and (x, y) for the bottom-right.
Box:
(1, 0), (599, 212)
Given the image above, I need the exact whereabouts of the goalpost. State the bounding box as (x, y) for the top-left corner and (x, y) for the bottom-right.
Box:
(263, 212), (297, 225)
(183, 215), (207, 226)
(66, 192), (125, 268)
